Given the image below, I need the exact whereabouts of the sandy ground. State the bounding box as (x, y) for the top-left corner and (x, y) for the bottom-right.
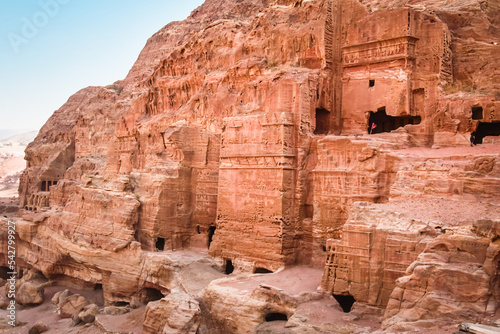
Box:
(223, 267), (384, 333)
(0, 283), (146, 334)
(221, 267), (323, 296)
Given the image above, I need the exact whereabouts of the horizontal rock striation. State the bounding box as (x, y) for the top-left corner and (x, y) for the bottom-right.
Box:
(1, 0), (499, 332)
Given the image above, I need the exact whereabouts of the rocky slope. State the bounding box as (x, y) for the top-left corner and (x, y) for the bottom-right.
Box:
(1, 0), (499, 333)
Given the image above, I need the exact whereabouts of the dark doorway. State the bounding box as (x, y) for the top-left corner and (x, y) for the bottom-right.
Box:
(314, 108), (331, 135)
(208, 226), (216, 249)
(142, 287), (164, 303)
(41, 181), (47, 192)
(94, 283), (103, 291)
(472, 107), (483, 120)
(333, 294), (356, 313)
(265, 313), (288, 322)
(473, 122), (500, 144)
(224, 259), (234, 275)
(155, 237), (165, 251)
(254, 267), (273, 274)
(369, 79), (375, 87)
(368, 108), (421, 134)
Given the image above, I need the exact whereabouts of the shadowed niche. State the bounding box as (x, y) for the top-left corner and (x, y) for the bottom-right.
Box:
(333, 294), (356, 313)
(265, 313), (288, 322)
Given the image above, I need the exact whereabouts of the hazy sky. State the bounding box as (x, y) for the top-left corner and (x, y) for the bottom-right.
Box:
(0, 0), (204, 132)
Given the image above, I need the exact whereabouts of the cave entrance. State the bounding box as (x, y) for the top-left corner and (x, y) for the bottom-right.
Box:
(473, 122), (500, 144)
(142, 287), (164, 303)
(41, 181), (47, 192)
(314, 108), (331, 135)
(333, 294), (356, 313)
(254, 267), (273, 274)
(368, 108), (421, 134)
(208, 226), (216, 249)
(472, 107), (483, 120)
(155, 237), (165, 251)
(265, 313), (288, 322)
(224, 259), (234, 275)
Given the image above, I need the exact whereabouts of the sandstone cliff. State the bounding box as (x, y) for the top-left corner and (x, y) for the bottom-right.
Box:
(2, 0), (499, 332)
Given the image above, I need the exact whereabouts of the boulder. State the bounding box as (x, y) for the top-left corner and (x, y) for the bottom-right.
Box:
(103, 305), (129, 316)
(28, 323), (48, 334)
(58, 294), (89, 318)
(79, 303), (100, 323)
(143, 292), (200, 334)
(16, 281), (44, 305)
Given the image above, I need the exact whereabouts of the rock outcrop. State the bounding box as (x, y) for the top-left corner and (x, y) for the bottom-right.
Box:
(1, 0), (499, 332)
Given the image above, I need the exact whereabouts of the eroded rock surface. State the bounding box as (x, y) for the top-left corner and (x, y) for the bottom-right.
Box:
(1, 0), (499, 332)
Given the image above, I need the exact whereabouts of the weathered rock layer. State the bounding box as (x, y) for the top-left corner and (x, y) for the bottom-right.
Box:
(2, 0), (499, 332)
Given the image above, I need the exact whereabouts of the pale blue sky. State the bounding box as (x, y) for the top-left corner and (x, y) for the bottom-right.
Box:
(0, 0), (204, 132)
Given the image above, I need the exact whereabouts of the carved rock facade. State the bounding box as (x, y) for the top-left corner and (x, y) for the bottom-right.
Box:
(2, 0), (499, 331)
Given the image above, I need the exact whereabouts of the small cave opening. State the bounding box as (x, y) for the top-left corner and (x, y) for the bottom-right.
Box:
(368, 108), (421, 134)
(472, 122), (500, 144)
(41, 181), (47, 192)
(333, 294), (356, 313)
(265, 313), (288, 322)
(254, 267), (273, 274)
(196, 225), (201, 234)
(472, 107), (483, 120)
(208, 226), (216, 249)
(94, 283), (103, 291)
(314, 108), (331, 135)
(322, 245), (327, 252)
(224, 259), (234, 275)
(142, 287), (164, 303)
(369, 79), (375, 87)
(113, 301), (130, 307)
(155, 237), (165, 251)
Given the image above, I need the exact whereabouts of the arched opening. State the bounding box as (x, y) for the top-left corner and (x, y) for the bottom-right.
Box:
(473, 122), (500, 144)
(142, 287), (164, 303)
(314, 108), (331, 135)
(368, 108), (421, 134)
(208, 226), (216, 249)
(265, 313), (288, 322)
(333, 294), (356, 313)
(224, 259), (234, 275)
(155, 237), (165, 251)
(254, 267), (273, 274)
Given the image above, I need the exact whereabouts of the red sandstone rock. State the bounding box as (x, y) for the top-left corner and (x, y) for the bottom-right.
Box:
(2, 0), (499, 332)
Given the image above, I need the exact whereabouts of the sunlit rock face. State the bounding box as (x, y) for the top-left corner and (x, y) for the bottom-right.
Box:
(5, 0), (500, 332)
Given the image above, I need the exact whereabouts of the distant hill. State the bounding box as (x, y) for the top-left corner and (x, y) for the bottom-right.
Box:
(0, 129), (36, 141)
(0, 131), (38, 146)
